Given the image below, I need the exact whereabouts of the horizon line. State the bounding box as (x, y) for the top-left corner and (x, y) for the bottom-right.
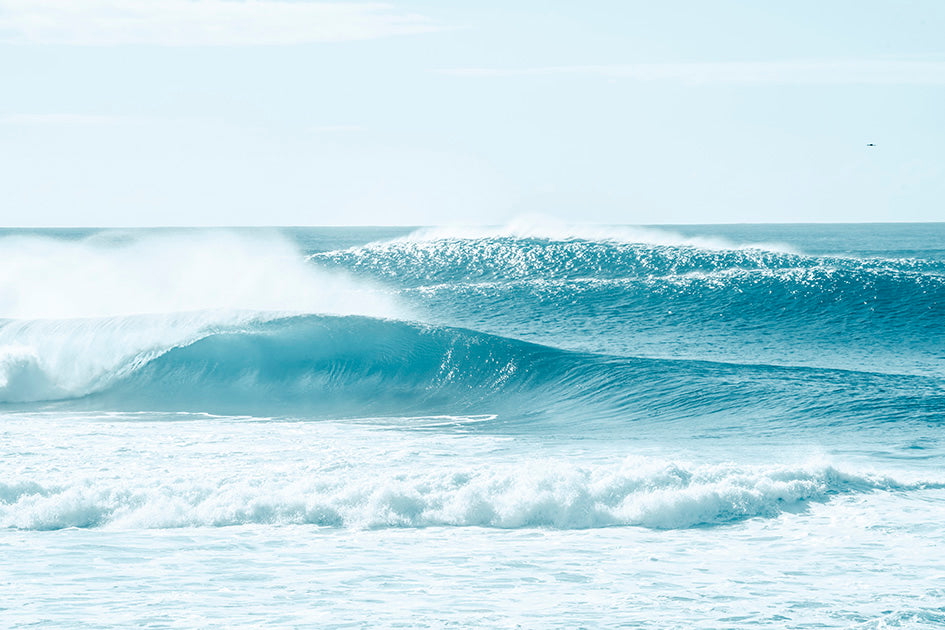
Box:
(2, 220), (944, 229)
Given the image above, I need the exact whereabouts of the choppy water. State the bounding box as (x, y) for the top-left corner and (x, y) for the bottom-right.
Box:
(1, 222), (943, 628)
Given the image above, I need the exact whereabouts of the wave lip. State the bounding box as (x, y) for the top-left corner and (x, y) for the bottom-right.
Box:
(2, 460), (934, 531)
(390, 217), (798, 252)
(314, 225), (945, 292)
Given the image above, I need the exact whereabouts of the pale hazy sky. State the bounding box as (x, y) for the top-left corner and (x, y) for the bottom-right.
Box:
(1, 0), (943, 226)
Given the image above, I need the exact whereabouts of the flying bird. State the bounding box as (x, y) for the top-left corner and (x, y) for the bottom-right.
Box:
(866, 143), (876, 146)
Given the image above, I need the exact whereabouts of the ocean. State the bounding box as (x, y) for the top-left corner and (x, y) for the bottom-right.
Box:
(1, 222), (943, 628)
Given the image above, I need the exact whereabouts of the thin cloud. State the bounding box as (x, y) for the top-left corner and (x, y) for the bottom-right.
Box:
(442, 60), (945, 85)
(0, 0), (439, 46)
(0, 113), (148, 125)
(307, 124), (366, 133)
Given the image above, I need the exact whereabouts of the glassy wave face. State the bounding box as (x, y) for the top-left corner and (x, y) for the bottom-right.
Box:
(2, 224), (944, 628)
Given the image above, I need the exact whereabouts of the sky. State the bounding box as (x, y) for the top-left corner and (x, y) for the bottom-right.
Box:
(1, 0), (943, 226)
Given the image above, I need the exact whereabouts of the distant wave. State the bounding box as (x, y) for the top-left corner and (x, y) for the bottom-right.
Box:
(314, 226), (944, 285)
(311, 231), (945, 339)
(311, 229), (945, 375)
(3, 458), (939, 531)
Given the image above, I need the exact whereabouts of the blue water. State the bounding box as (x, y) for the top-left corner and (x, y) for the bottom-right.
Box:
(1, 223), (943, 628)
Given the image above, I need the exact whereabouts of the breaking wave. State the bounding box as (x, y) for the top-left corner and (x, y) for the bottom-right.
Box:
(1, 226), (942, 424)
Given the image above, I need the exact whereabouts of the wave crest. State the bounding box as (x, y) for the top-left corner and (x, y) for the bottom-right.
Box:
(0, 229), (401, 320)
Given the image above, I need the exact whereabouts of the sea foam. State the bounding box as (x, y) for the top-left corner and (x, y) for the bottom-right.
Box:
(1, 458), (935, 531)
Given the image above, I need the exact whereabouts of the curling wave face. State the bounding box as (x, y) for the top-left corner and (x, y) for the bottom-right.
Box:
(7, 314), (937, 432)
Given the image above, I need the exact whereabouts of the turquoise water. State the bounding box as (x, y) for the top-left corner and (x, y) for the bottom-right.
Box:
(1, 223), (943, 628)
